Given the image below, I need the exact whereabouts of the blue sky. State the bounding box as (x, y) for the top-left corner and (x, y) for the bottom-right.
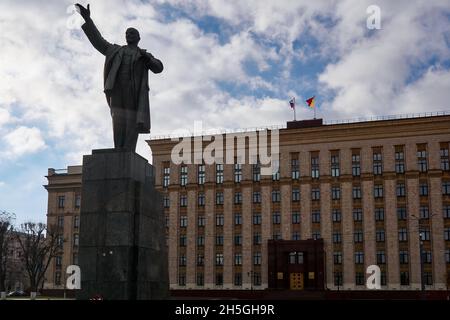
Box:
(0, 0), (450, 224)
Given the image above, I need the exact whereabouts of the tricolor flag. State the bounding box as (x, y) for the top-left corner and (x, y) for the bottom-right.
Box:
(306, 96), (315, 108)
(289, 97), (296, 109)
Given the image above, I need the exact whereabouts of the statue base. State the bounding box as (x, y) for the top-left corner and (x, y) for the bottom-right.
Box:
(76, 149), (168, 300)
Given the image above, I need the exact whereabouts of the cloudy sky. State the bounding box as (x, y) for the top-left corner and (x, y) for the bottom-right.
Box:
(0, 0), (449, 224)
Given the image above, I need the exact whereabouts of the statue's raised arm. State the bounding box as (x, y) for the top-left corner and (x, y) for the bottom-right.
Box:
(75, 3), (112, 56)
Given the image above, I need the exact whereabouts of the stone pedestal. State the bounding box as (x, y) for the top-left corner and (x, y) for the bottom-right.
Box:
(77, 149), (168, 300)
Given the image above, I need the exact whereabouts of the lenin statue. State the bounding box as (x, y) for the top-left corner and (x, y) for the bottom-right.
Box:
(76, 4), (163, 152)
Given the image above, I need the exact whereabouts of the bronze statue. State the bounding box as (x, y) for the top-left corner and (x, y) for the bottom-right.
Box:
(75, 4), (163, 152)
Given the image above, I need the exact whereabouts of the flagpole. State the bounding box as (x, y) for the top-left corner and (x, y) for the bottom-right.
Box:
(294, 98), (296, 121)
(314, 105), (316, 119)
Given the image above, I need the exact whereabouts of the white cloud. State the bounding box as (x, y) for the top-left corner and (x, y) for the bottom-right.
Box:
(1, 126), (47, 159)
(0, 181), (5, 187)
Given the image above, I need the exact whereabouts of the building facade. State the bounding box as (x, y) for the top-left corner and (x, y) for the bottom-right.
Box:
(45, 114), (450, 291)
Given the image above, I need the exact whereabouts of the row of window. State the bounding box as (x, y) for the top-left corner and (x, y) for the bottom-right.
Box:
(56, 233), (79, 248)
(165, 181), (450, 208)
(174, 205), (450, 228)
(56, 215), (80, 229)
(57, 195), (81, 209)
(333, 271), (434, 286)
(178, 272), (263, 287)
(162, 147), (450, 186)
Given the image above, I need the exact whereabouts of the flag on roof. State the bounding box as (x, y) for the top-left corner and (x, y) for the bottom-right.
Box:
(306, 96), (315, 108)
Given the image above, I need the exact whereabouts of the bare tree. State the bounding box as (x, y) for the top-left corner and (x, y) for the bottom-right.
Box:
(16, 222), (62, 299)
(0, 211), (15, 300)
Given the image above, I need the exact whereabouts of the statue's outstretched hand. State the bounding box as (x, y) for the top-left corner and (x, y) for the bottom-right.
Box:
(75, 3), (90, 21)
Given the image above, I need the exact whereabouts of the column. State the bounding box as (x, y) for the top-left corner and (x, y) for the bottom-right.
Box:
(406, 177), (421, 289)
(430, 176), (446, 289)
(186, 188), (197, 288)
(204, 188), (215, 288)
(223, 187), (233, 288)
(168, 190), (179, 289)
(321, 182), (333, 289)
(362, 180), (376, 279)
(342, 181), (355, 289)
(242, 186), (252, 290)
(385, 178), (400, 289)
(300, 183), (311, 239)
(261, 185), (272, 288)
(281, 183), (291, 240)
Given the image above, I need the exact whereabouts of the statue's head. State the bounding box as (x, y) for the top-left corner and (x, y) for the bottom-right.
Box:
(126, 27), (140, 46)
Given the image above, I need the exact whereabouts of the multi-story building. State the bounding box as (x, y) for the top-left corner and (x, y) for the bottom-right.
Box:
(44, 166), (82, 290)
(44, 114), (450, 291)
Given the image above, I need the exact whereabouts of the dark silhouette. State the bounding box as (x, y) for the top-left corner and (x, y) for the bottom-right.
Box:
(76, 4), (163, 151)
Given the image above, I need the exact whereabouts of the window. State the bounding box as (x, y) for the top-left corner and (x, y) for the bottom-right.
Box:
(272, 160), (280, 181)
(444, 205), (450, 218)
(234, 163), (242, 183)
(197, 255), (204, 266)
(396, 183), (406, 197)
(424, 272), (433, 285)
(292, 232), (300, 240)
(198, 215), (205, 227)
(58, 195), (65, 208)
(398, 228), (408, 242)
(421, 229), (431, 241)
(178, 274), (186, 286)
(180, 194), (187, 207)
(419, 206), (429, 219)
(197, 273), (204, 286)
(331, 154), (340, 177)
(234, 234), (242, 245)
(73, 234), (79, 247)
(311, 156), (320, 179)
(163, 196), (170, 208)
(419, 183), (428, 196)
(331, 187), (340, 200)
(253, 163), (260, 182)
(57, 235), (64, 248)
(353, 208), (363, 222)
(397, 207), (407, 220)
(292, 212), (300, 224)
(75, 195), (81, 208)
(253, 214), (261, 225)
(180, 215), (187, 227)
(198, 193), (205, 206)
(312, 232), (321, 240)
(400, 272), (409, 285)
(375, 208), (385, 221)
(334, 272), (343, 286)
(234, 253), (242, 266)
(197, 235), (204, 247)
(253, 252), (262, 265)
(422, 251), (432, 264)
(333, 232), (342, 244)
(333, 252), (342, 264)
(55, 272), (61, 286)
(354, 230), (363, 243)
(332, 209), (341, 222)
(441, 148), (449, 171)
(163, 167), (170, 187)
(216, 273), (223, 286)
(376, 251), (386, 264)
(234, 273), (242, 286)
(55, 256), (62, 267)
(374, 184), (383, 198)
(74, 215), (80, 229)
(234, 213), (242, 225)
(376, 229), (385, 242)
(443, 181), (450, 195)
(253, 192), (261, 203)
(312, 210), (320, 223)
(234, 192), (242, 204)
(272, 212), (281, 224)
(216, 192), (224, 205)
(292, 188), (300, 201)
(395, 150), (405, 173)
(352, 154), (361, 176)
(355, 272), (364, 285)
(216, 214), (224, 226)
(57, 216), (64, 228)
(444, 228), (450, 241)
(355, 252), (364, 264)
(253, 273), (262, 286)
(216, 254), (224, 266)
(179, 235), (187, 246)
(198, 164), (205, 184)
(253, 232), (261, 245)
(399, 251), (409, 264)
(417, 149), (428, 172)
(272, 190), (281, 202)
(180, 166), (187, 186)
(353, 186), (361, 199)
(273, 232), (282, 240)
(445, 249), (450, 263)
(216, 164), (224, 184)
(311, 188), (320, 200)
(291, 158), (300, 179)
(373, 152), (383, 175)
(179, 255), (186, 266)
